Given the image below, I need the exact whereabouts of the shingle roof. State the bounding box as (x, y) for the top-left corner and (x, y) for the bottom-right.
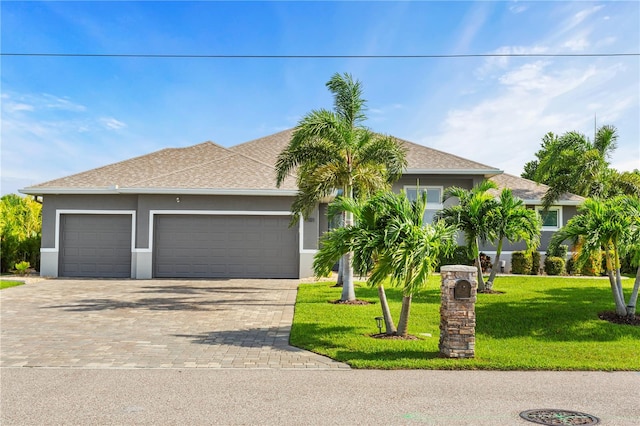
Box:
(25, 141), (296, 193)
(489, 173), (585, 204)
(20, 128), (582, 203)
(230, 129), (502, 174)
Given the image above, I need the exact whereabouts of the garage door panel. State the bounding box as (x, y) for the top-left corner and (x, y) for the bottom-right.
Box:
(59, 214), (132, 278)
(154, 214), (298, 278)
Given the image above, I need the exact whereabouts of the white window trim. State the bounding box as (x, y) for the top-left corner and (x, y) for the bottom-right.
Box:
(535, 206), (562, 231)
(403, 185), (444, 209)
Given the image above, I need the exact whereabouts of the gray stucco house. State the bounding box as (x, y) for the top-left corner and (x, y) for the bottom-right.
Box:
(20, 129), (583, 279)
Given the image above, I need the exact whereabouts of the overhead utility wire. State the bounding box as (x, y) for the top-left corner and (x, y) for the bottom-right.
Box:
(1, 52), (638, 58)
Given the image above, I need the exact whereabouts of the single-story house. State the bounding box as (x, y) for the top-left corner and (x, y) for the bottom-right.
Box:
(20, 129), (583, 279)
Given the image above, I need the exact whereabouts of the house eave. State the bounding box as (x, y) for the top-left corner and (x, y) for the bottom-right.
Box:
(405, 168), (503, 177)
(521, 199), (583, 206)
(19, 187), (299, 197)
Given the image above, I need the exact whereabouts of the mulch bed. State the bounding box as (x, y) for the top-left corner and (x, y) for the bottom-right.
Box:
(478, 289), (505, 294)
(598, 311), (640, 326)
(329, 299), (372, 305)
(370, 333), (419, 340)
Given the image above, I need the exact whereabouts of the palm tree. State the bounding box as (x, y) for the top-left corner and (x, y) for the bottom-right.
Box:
(485, 189), (542, 289)
(314, 191), (456, 336)
(436, 181), (498, 291)
(529, 125), (624, 207)
(275, 73), (407, 302)
(551, 196), (640, 318)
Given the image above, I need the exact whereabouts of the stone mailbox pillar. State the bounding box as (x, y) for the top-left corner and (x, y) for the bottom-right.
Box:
(439, 265), (477, 358)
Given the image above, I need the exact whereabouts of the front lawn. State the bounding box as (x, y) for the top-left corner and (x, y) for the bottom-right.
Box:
(290, 276), (640, 370)
(0, 280), (24, 290)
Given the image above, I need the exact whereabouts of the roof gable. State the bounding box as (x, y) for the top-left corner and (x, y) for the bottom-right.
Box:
(230, 128), (502, 175)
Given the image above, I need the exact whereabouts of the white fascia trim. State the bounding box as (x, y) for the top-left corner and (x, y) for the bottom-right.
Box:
(53, 209), (137, 252)
(147, 209), (295, 252)
(21, 187), (298, 196)
(405, 168), (503, 176)
(523, 200), (583, 206)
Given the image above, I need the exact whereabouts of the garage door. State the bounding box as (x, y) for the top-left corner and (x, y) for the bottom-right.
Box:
(154, 215), (298, 278)
(59, 214), (132, 278)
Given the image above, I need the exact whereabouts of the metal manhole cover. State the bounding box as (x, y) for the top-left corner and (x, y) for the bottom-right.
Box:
(520, 409), (599, 425)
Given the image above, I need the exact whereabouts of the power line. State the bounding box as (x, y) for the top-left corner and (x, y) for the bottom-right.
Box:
(1, 52), (638, 59)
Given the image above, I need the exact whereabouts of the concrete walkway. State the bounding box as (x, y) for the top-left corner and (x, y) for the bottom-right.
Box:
(0, 278), (348, 369)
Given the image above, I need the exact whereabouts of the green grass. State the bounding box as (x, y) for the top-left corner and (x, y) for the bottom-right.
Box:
(0, 280), (24, 290)
(290, 276), (640, 370)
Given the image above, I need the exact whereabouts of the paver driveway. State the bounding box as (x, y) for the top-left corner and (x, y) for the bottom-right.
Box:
(0, 279), (348, 369)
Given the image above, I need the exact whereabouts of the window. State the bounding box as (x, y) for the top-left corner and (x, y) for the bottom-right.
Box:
(535, 206), (562, 230)
(405, 186), (443, 224)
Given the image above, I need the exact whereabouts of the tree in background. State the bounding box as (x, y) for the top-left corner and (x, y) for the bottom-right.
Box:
(0, 194), (42, 272)
(276, 73), (406, 302)
(522, 125), (640, 207)
(314, 191), (455, 336)
(436, 181), (498, 291)
(551, 195), (640, 318)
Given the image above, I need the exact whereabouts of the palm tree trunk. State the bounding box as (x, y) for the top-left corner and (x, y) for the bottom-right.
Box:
(626, 265), (640, 317)
(396, 294), (412, 337)
(474, 240), (486, 291)
(340, 187), (356, 302)
(486, 238), (503, 289)
(605, 248), (627, 316)
(340, 252), (355, 301)
(336, 257), (344, 287)
(335, 212), (345, 287)
(378, 285), (396, 335)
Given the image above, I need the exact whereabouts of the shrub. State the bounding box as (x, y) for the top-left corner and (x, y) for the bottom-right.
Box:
(14, 261), (30, 275)
(511, 251), (532, 274)
(620, 253), (636, 275)
(0, 194), (41, 273)
(566, 257), (576, 275)
(544, 256), (565, 275)
(437, 246), (473, 271)
(546, 242), (568, 259)
(530, 251), (541, 275)
(555, 244), (568, 259)
(479, 252), (492, 273)
(579, 253), (604, 276)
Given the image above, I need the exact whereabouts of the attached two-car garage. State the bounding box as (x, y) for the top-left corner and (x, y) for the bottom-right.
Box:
(153, 214), (298, 278)
(57, 213), (299, 279)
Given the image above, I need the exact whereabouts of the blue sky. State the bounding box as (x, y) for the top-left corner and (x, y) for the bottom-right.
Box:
(2, 1), (639, 196)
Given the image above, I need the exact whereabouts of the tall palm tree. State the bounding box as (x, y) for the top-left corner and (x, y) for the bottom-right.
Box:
(485, 189), (542, 289)
(275, 73), (407, 302)
(436, 181), (498, 291)
(314, 191), (456, 336)
(530, 125), (622, 207)
(551, 196), (640, 318)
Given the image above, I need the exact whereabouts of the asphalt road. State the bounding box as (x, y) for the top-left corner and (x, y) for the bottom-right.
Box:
(2, 368), (639, 425)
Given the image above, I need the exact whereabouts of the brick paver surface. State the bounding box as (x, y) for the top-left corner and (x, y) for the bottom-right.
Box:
(0, 279), (349, 369)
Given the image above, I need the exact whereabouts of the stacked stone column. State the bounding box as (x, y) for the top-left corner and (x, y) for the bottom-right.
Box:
(439, 265), (477, 358)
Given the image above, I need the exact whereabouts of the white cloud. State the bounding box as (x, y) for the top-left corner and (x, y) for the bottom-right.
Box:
(100, 117), (127, 130)
(565, 5), (605, 31)
(421, 60), (635, 176)
(476, 45), (549, 79)
(562, 38), (590, 51)
(40, 94), (87, 112)
(4, 102), (34, 113)
(509, 3), (528, 14)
